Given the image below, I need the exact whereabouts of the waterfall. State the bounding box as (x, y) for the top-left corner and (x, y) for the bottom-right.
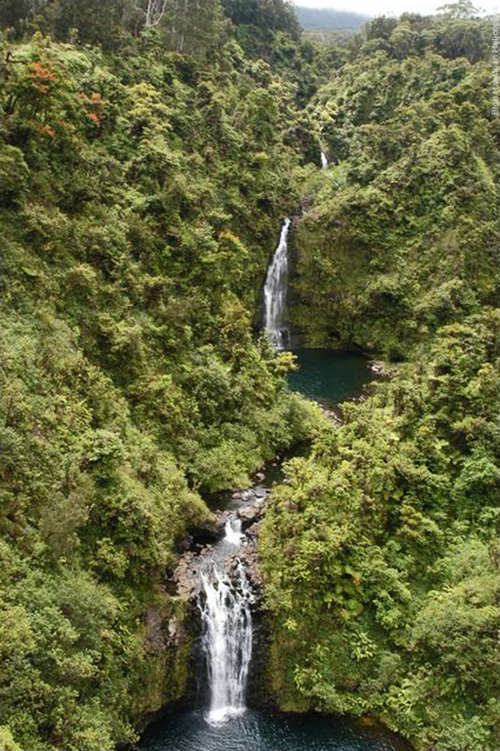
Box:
(263, 217), (291, 349)
(199, 518), (253, 725)
(321, 151), (328, 169)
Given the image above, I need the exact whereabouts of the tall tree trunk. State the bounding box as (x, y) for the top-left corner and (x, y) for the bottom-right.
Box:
(143, 0), (169, 27)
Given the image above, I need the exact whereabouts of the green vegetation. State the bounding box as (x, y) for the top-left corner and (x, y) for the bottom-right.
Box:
(0, 3), (320, 749)
(261, 311), (499, 749)
(260, 10), (500, 751)
(1, 3), (498, 751)
(289, 13), (497, 354)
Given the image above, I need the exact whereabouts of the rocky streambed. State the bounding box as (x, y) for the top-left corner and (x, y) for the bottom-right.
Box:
(171, 480), (269, 602)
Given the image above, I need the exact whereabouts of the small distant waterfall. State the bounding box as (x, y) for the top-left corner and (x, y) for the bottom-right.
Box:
(199, 519), (253, 725)
(321, 151), (328, 170)
(263, 218), (291, 349)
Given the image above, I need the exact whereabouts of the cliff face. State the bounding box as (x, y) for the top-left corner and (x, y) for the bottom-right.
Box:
(131, 595), (194, 722)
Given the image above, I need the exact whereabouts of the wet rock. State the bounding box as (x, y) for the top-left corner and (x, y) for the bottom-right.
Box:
(226, 555), (240, 574)
(370, 360), (385, 374)
(171, 552), (200, 599)
(213, 510), (229, 530)
(322, 407), (342, 424)
(369, 360), (395, 378)
(238, 504), (262, 525)
(167, 616), (182, 646)
(254, 486), (267, 499)
(144, 605), (167, 655)
(240, 542), (263, 590)
(188, 510), (227, 544)
(255, 471), (265, 482)
(246, 520), (262, 539)
(177, 533), (193, 552)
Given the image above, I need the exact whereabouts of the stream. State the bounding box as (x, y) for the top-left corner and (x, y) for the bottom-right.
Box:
(139, 221), (407, 751)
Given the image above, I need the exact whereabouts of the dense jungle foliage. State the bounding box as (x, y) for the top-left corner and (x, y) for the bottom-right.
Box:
(0, 2), (321, 749)
(260, 7), (500, 751)
(0, 2), (498, 751)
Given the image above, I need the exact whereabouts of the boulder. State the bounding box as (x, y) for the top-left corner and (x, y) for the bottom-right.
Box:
(238, 502), (265, 526)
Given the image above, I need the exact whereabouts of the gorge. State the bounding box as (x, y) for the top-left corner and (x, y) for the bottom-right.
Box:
(1, 3), (498, 751)
(138, 226), (398, 749)
(139, 372), (408, 751)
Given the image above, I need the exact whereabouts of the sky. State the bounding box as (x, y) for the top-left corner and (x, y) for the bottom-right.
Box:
(295, 0), (499, 17)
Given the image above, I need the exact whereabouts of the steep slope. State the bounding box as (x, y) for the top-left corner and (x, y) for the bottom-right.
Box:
(289, 15), (498, 355)
(260, 13), (500, 751)
(0, 11), (319, 750)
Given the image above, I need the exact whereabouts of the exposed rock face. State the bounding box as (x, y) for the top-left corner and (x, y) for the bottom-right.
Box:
(238, 500), (265, 525)
(171, 479), (269, 605)
(171, 551), (202, 599)
(369, 360), (395, 378)
(239, 529), (263, 590)
(144, 604), (169, 655)
(135, 592), (193, 721)
(144, 600), (187, 654)
(182, 510), (228, 548)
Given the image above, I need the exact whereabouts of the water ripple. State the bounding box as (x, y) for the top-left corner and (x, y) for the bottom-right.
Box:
(140, 709), (411, 751)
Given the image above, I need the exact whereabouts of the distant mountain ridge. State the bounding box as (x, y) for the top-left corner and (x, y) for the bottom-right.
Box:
(295, 5), (369, 30)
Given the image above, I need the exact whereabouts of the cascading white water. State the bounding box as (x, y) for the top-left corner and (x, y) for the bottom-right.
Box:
(321, 151), (328, 169)
(264, 217), (291, 349)
(199, 518), (253, 725)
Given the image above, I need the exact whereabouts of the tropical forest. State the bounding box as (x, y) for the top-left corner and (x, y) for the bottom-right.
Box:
(0, 1), (498, 751)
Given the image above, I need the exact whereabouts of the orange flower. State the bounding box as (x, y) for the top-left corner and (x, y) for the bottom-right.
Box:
(29, 61), (57, 83)
(221, 230), (241, 242)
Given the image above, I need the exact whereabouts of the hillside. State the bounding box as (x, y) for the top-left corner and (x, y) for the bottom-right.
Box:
(295, 5), (369, 31)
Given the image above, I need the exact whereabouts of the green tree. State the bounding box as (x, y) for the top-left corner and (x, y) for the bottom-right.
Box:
(437, 0), (481, 18)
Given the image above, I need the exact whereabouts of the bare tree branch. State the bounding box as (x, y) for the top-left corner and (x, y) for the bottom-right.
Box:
(142, 0), (170, 27)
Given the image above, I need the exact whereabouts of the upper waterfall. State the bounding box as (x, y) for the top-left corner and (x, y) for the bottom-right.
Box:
(199, 518), (253, 725)
(321, 151), (328, 169)
(263, 218), (291, 350)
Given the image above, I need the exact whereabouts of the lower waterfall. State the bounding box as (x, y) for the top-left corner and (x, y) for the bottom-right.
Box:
(140, 472), (411, 751)
(199, 519), (254, 725)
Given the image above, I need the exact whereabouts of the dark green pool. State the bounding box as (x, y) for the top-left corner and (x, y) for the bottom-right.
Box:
(288, 349), (374, 407)
(140, 709), (410, 751)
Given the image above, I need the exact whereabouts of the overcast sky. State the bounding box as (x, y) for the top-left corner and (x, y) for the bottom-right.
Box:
(295, 0), (498, 17)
